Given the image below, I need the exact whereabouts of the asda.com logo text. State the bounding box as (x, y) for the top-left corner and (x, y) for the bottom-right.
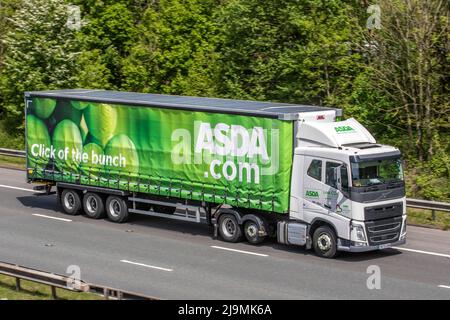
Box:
(171, 121), (280, 184)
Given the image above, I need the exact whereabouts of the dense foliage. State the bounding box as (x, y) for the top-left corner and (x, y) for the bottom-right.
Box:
(0, 0), (448, 200)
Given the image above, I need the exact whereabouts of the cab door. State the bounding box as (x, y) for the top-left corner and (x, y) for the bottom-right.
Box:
(302, 156), (328, 217)
(323, 161), (351, 218)
(302, 157), (352, 221)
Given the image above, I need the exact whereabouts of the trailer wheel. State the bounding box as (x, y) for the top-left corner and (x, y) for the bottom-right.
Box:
(61, 189), (82, 215)
(105, 195), (129, 223)
(82, 193), (105, 219)
(244, 220), (265, 245)
(218, 214), (243, 243)
(312, 226), (338, 258)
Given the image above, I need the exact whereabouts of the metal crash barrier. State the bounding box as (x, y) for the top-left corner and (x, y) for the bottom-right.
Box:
(0, 261), (159, 300)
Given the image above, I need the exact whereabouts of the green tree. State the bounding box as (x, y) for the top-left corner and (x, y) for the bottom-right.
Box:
(0, 0), (22, 113)
(0, 0), (447, 201)
(365, 0), (449, 163)
(353, 0), (449, 200)
(213, 0), (364, 105)
(0, 0), (82, 129)
(121, 0), (221, 95)
(74, 0), (145, 89)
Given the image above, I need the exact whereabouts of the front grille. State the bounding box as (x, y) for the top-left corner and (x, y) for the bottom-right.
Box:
(364, 202), (403, 220)
(369, 233), (399, 244)
(365, 216), (402, 245)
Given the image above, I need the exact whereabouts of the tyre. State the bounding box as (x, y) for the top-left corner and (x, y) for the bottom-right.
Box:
(61, 189), (82, 215)
(244, 220), (265, 245)
(312, 226), (338, 258)
(82, 193), (105, 219)
(218, 214), (243, 243)
(105, 195), (129, 223)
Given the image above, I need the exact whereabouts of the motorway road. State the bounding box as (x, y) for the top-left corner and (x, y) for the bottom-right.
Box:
(0, 167), (449, 299)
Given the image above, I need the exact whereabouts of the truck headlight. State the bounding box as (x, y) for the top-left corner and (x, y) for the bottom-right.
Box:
(351, 223), (367, 242)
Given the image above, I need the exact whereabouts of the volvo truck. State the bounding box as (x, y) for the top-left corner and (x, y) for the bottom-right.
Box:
(25, 89), (407, 258)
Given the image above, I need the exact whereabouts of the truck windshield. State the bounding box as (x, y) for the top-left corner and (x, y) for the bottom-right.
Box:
(351, 158), (403, 187)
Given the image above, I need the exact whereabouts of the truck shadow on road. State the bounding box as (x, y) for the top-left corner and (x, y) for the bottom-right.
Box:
(261, 239), (403, 262)
(334, 248), (403, 262)
(125, 214), (214, 238)
(16, 194), (60, 212)
(16, 194), (213, 239)
(123, 216), (404, 262)
(16, 194), (404, 262)
(126, 216), (405, 262)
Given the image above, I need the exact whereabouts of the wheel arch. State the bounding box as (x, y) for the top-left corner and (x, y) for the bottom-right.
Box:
(241, 214), (267, 235)
(214, 208), (243, 225)
(309, 218), (338, 238)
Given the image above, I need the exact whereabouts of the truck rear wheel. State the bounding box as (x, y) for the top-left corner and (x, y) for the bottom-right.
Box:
(244, 220), (265, 245)
(312, 226), (338, 258)
(82, 193), (105, 219)
(218, 214), (243, 243)
(105, 195), (129, 223)
(61, 189), (82, 215)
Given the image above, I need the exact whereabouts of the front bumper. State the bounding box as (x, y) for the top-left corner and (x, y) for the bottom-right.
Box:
(337, 238), (406, 253)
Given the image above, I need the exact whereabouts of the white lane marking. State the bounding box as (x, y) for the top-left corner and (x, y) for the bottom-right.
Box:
(0, 184), (43, 193)
(438, 285), (450, 289)
(120, 260), (173, 272)
(32, 214), (72, 222)
(392, 246), (450, 259)
(211, 245), (269, 257)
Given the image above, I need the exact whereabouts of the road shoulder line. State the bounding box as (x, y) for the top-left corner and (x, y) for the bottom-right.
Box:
(211, 245), (269, 257)
(392, 246), (450, 259)
(32, 213), (72, 222)
(120, 259), (173, 272)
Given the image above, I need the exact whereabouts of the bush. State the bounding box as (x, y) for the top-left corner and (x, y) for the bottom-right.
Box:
(0, 120), (24, 150)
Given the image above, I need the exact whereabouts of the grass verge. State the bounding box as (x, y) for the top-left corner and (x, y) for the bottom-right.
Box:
(407, 208), (450, 231)
(0, 120), (24, 150)
(0, 274), (102, 300)
(0, 155), (25, 170)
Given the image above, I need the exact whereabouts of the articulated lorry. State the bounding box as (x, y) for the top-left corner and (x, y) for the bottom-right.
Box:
(25, 89), (407, 258)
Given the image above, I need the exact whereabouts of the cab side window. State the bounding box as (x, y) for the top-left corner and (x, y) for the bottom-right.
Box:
(307, 159), (322, 181)
(325, 162), (340, 189)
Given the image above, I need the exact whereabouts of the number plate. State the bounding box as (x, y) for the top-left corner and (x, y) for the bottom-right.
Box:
(378, 243), (392, 249)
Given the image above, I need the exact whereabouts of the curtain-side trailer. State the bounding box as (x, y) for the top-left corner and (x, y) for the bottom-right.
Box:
(25, 89), (407, 258)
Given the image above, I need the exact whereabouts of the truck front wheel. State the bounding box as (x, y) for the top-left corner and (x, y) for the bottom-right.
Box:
(83, 193), (105, 219)
(218, 214), (243, 243)
(312, 226), (338, 258)
(105, 195), (129, 223)
(61, 189), (82, 215)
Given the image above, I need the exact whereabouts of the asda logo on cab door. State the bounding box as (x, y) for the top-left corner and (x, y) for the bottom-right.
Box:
(305, 190), (319, 198)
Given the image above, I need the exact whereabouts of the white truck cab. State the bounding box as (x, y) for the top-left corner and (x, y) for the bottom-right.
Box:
(286, 117), (407, 257)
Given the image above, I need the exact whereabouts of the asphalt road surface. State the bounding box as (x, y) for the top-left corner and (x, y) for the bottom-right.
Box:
(0, 167), (449, 299)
